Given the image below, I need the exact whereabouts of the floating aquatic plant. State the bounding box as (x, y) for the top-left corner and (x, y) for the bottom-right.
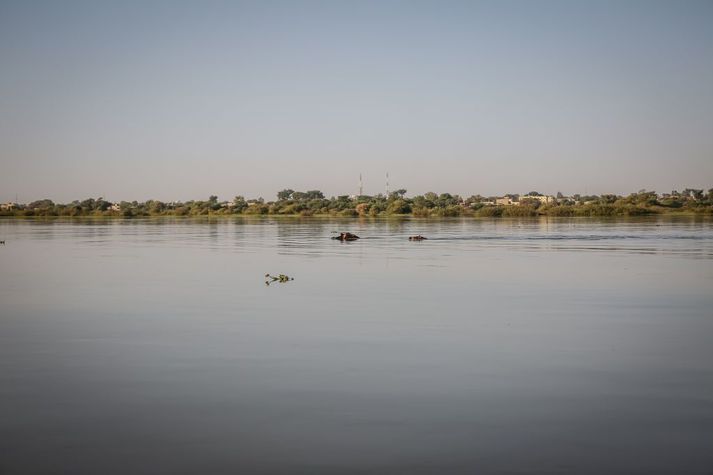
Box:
(265, 273), (294, 285)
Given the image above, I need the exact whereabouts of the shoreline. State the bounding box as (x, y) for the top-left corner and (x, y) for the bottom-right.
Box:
(1, 211), (710, 220)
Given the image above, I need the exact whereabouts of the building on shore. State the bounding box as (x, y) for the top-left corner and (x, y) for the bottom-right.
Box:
(496, 194), (556, 206)
(527, 195), (555, 205)
(496, 196), (519, 206)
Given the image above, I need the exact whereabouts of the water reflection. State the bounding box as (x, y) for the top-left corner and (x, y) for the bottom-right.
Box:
(2, 216), (712, 259)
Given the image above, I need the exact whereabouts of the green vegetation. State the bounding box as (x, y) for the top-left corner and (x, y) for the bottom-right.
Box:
(264, 273), (294, 285)
(2, 188), (712, 218)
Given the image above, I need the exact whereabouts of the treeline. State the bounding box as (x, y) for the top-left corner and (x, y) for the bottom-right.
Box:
(2, 188), (713, 218)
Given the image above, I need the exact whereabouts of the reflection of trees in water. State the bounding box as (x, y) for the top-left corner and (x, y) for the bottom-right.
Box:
(275, 218), (330, 252)
(382, 217), (409, 234)
(225, 217), (271, 251)
(65, 218), (115, 242)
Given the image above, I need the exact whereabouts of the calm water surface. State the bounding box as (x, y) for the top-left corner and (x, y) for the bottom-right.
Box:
(1, 217), (712, 474)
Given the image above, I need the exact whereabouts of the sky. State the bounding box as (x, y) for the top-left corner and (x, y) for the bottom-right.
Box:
(1, 0), (712, 203)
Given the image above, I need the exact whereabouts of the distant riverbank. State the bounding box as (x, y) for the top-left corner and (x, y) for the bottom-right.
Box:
(2, 207), (711, 219)
(2, 189), (711, 218)
(2, 203), (711, 218)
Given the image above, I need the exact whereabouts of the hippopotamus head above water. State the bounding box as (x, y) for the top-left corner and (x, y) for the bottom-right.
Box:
(332, 232), (360, 241)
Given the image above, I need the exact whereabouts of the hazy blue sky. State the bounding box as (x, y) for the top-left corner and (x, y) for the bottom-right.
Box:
(1, 0), (712, 202)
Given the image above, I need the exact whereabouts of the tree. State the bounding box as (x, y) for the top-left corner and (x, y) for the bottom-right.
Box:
(355, 203), (369, 216)
(387, 199), (411, 214)
(147, 200), (165, 214)
(28, 199), (55, 209)
(684, 188), (704, 200)
(277, 189), (294, 201)
(232, 196), (247, 212)
(412, 195), (428, 209)
(437, 193), (457, 207)
(96, 198), (111, 211)
(80, 198), (96, 211)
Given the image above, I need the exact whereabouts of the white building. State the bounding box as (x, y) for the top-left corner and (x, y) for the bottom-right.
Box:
(528, 195), (555, 205)
(496, 197), (518, 206)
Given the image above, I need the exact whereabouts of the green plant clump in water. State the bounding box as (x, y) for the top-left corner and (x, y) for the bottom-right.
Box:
(265, 273), (294, 285)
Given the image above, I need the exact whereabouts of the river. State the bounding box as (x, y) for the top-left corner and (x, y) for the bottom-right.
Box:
(1, 216), (712, 474)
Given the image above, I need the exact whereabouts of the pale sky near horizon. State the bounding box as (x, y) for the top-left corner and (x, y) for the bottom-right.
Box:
(1, 0), (712, 203)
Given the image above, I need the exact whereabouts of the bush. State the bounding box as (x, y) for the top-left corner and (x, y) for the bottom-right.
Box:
(412, 207), (431, 217)
(502, 205), (538, 217)
(476, 206), (503, 217)
(541, 205), (575, 216)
